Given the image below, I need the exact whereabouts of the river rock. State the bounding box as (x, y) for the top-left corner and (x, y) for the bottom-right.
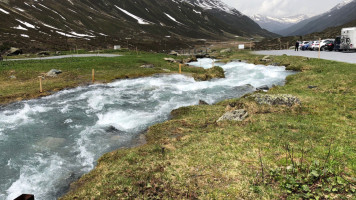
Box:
(46, 69), (62, 77)
(140, 64), (155, 68)
(217, 109), (248, 122)
(164, 58), (176, 63)
(162, 69), (171, 72)
(7, 47), (22, 56)
(169, 51), (179, 56)
(199, 100), (209, 105)
(232, 84), (256, 96)
(37, 51), (50, 56)
(220, 48), (231, 53)
(9, 75), (16, 79)
(37, 137), (66, 150)
(256, 85), (269, 91)
(251, 94), (301, 106)
(260, 56), (271, 62)
(308, 85), (318, 89)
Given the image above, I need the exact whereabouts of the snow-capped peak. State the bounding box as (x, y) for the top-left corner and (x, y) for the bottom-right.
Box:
(251, 14), (309, 24)
(335, 0), (355, 9)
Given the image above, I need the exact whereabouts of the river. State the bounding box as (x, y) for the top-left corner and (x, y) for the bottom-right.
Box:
(0, 59), (295, 199)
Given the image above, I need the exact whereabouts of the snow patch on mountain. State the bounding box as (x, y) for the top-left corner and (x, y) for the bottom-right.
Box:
(115, 5), (151, 25)
(252, 14), (309, 24)
(0, 8), (9, 14)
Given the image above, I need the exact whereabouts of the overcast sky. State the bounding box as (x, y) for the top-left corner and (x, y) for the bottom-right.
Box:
(221, 0), (345, 17)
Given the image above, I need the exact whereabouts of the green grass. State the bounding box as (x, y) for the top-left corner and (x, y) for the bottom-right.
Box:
(0, 51), (212, 105)
(61, 50), (355, 199)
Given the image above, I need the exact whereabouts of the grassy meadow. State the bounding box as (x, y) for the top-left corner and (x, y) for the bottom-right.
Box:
(60, 50), (355, 199)
(0, 50), (212, 105)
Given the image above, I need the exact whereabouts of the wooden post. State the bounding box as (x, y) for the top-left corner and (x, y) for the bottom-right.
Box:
(179, 64), (182, 74)
(38, 76), (43, 93)
(318, 38), (321, 59)
(92, 69), (95, 83)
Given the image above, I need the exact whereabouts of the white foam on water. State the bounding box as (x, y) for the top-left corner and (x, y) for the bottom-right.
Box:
(0, 59), (295, 199)
(5, 154), (69, 200)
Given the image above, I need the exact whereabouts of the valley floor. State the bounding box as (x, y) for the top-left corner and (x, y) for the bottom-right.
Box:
(61, 51), (355, 199)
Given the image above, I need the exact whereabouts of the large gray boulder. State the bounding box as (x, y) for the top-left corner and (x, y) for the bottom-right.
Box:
(46, 69), (62, 77)
(7, 47), (22, 56)
(217, 109), (248, 122)
(251, 94), (300, 106)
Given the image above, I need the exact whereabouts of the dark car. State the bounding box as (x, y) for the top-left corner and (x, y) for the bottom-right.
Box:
(334, 36), (341, 51)
(322, 41), (334, 51)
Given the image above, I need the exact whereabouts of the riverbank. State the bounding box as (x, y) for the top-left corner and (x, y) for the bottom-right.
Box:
(0, 50), (221, 105)
(61, 51), (355, 199)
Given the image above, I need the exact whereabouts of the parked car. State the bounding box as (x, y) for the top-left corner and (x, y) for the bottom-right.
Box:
(310, 41), (320, 50)
(299, 41), (309, 49)
(322, 40), (334, 51)
(319, 39), (334, 51)
(301, 41), (312, 50)
(334, 36), (341, 51)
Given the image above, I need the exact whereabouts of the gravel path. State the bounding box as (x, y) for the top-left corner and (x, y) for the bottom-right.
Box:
(5, 54), (121, 61)
(254, 50), (356, 64)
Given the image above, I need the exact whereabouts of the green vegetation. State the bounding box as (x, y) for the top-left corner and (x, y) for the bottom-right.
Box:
(0, 50), (220, 105)
(61, 51), (355, 199)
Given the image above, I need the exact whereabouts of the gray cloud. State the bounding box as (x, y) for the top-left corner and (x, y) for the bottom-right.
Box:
(221, 0), (345, 17)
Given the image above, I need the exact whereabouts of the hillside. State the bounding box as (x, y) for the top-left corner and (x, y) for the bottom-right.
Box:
(280, 0), (356, 36)
(0, 0), (274, 53)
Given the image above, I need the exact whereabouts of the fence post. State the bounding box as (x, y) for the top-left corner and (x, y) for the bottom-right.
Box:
(179, 64), (182, 74)
(92, 69), (95, 83)
(38, 76), (43, 93)
(318, 38), (321, 59)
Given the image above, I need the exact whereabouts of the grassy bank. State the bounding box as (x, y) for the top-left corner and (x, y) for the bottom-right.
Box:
(0, 50), (219, 105)
(61, 50), (355, 199)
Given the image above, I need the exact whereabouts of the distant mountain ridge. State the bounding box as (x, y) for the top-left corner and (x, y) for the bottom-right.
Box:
(251, 14), (309, 35)
(279, 0), (356, 36)
(0, 0), (274, 52)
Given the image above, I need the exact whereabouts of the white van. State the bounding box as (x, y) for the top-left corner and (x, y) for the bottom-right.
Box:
(341, 27), (356, 51)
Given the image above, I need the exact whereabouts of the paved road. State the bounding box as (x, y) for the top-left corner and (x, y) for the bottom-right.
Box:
(4, 54), (121, 61)
(254, 50), (356, 64)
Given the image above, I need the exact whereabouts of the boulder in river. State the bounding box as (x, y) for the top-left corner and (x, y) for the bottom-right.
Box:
(256, 85), (269, 91)
(251, 94), (301, 106)
(217, 109), (248, 122)
(199, 100), (209, 105)
(46, 69), (62, 77)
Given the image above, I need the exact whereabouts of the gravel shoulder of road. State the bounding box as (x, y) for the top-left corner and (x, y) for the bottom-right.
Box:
(254, 50), (356, 64)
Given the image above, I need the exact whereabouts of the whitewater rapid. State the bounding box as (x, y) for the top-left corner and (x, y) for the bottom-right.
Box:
(0, 59), (295, 199)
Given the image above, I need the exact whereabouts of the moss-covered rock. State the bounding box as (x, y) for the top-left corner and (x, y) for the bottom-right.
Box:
(193, 66), (225, 81)
(250, 94), (301, 106)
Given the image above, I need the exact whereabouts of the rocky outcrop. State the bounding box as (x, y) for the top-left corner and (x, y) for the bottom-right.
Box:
(256, 85), (269, 91)
(260, 55), (271, 62)
(164, 58), (176, 63)
(199, 100), (209, 105)
(217, 109), (248, 122)
(7, 47), (22, 56)
(46, 69), (62, 77)
(193, 66), (225, 81)
(251, 94), (300, 106)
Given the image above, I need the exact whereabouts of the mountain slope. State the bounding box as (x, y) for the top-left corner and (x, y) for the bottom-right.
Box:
(280, 0), (356, 36)
(251, 14), (309, 35)
(0, 0), (274, 53)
